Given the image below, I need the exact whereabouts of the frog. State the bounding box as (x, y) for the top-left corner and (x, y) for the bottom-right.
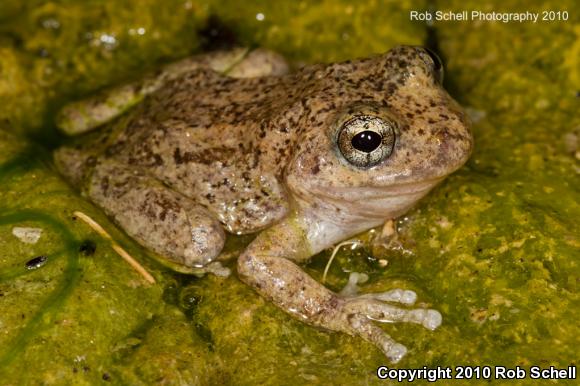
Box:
(54, 46), (472, 362)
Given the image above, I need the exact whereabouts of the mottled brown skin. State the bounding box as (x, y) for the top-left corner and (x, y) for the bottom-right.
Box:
(55, 46), (472, 362)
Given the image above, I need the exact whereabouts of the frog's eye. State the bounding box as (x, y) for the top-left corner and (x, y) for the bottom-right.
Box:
(337, 115), (396, 168)
(422, 47), (444, 83)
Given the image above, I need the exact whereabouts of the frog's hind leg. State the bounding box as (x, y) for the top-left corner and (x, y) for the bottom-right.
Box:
(56, 48), (287, 136)
(86, 159), (225, 270)
(54, 124), (120, 186)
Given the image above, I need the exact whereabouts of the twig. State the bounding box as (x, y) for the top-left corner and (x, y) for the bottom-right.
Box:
(322, 240), (360, 284)
(73, 211), (156, 284)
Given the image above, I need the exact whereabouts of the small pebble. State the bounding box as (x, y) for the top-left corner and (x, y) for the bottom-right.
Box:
(12, 227), (43, 244)
(381, 220), (395, 238)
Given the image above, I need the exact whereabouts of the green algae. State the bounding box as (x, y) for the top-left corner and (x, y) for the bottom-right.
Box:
(0, 0), (208, 137)
(204, 0), (428, 63)
(0, 210), (79, 368)
(0, 0), (578, 385)
(0, 130), (170, 384)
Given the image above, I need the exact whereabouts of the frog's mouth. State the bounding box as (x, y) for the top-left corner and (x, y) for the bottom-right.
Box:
(301, 177), (444, 220)
(311, 177), (443, 199)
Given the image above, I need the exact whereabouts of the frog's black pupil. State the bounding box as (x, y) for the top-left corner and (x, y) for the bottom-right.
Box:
(351, 130), (382, 153)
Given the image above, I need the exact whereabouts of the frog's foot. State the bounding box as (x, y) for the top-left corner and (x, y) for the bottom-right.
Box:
(88, 160), (225, 270)
(340, 294), (442, 362)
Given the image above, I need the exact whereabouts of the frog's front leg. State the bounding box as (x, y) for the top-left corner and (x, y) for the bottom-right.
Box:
(237, 216), (441, 363)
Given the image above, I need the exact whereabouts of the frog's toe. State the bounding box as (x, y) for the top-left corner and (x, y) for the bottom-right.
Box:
(359, 288), (417, 305)
(384, 342), (408, 363)
(389, 308), (442, 330)
(421, 309), (443, 330)
(347, 313), (408, 363)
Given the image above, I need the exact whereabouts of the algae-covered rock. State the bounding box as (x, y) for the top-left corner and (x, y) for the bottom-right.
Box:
(0, 0), (207, 134)
(0, 129), (162, 384)
(205, 0), (428, 63)
(398, 0), (579, 378)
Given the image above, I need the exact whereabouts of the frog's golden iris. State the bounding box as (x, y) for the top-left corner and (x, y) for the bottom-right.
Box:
(337, 111), (396, 168)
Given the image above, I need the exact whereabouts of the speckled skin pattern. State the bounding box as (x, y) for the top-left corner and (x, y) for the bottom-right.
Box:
(55, 46), (472, 362)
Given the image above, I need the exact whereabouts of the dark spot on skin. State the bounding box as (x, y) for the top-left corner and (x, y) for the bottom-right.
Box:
(311, 163), (320, 174)
(327, 296), (340, 310)
(25, 255), (47, 270)
(79, 240), (97, 256)
(100, 176), (110, 195)
(173, 147), (186, 164)
(153, 154), (163, 166)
